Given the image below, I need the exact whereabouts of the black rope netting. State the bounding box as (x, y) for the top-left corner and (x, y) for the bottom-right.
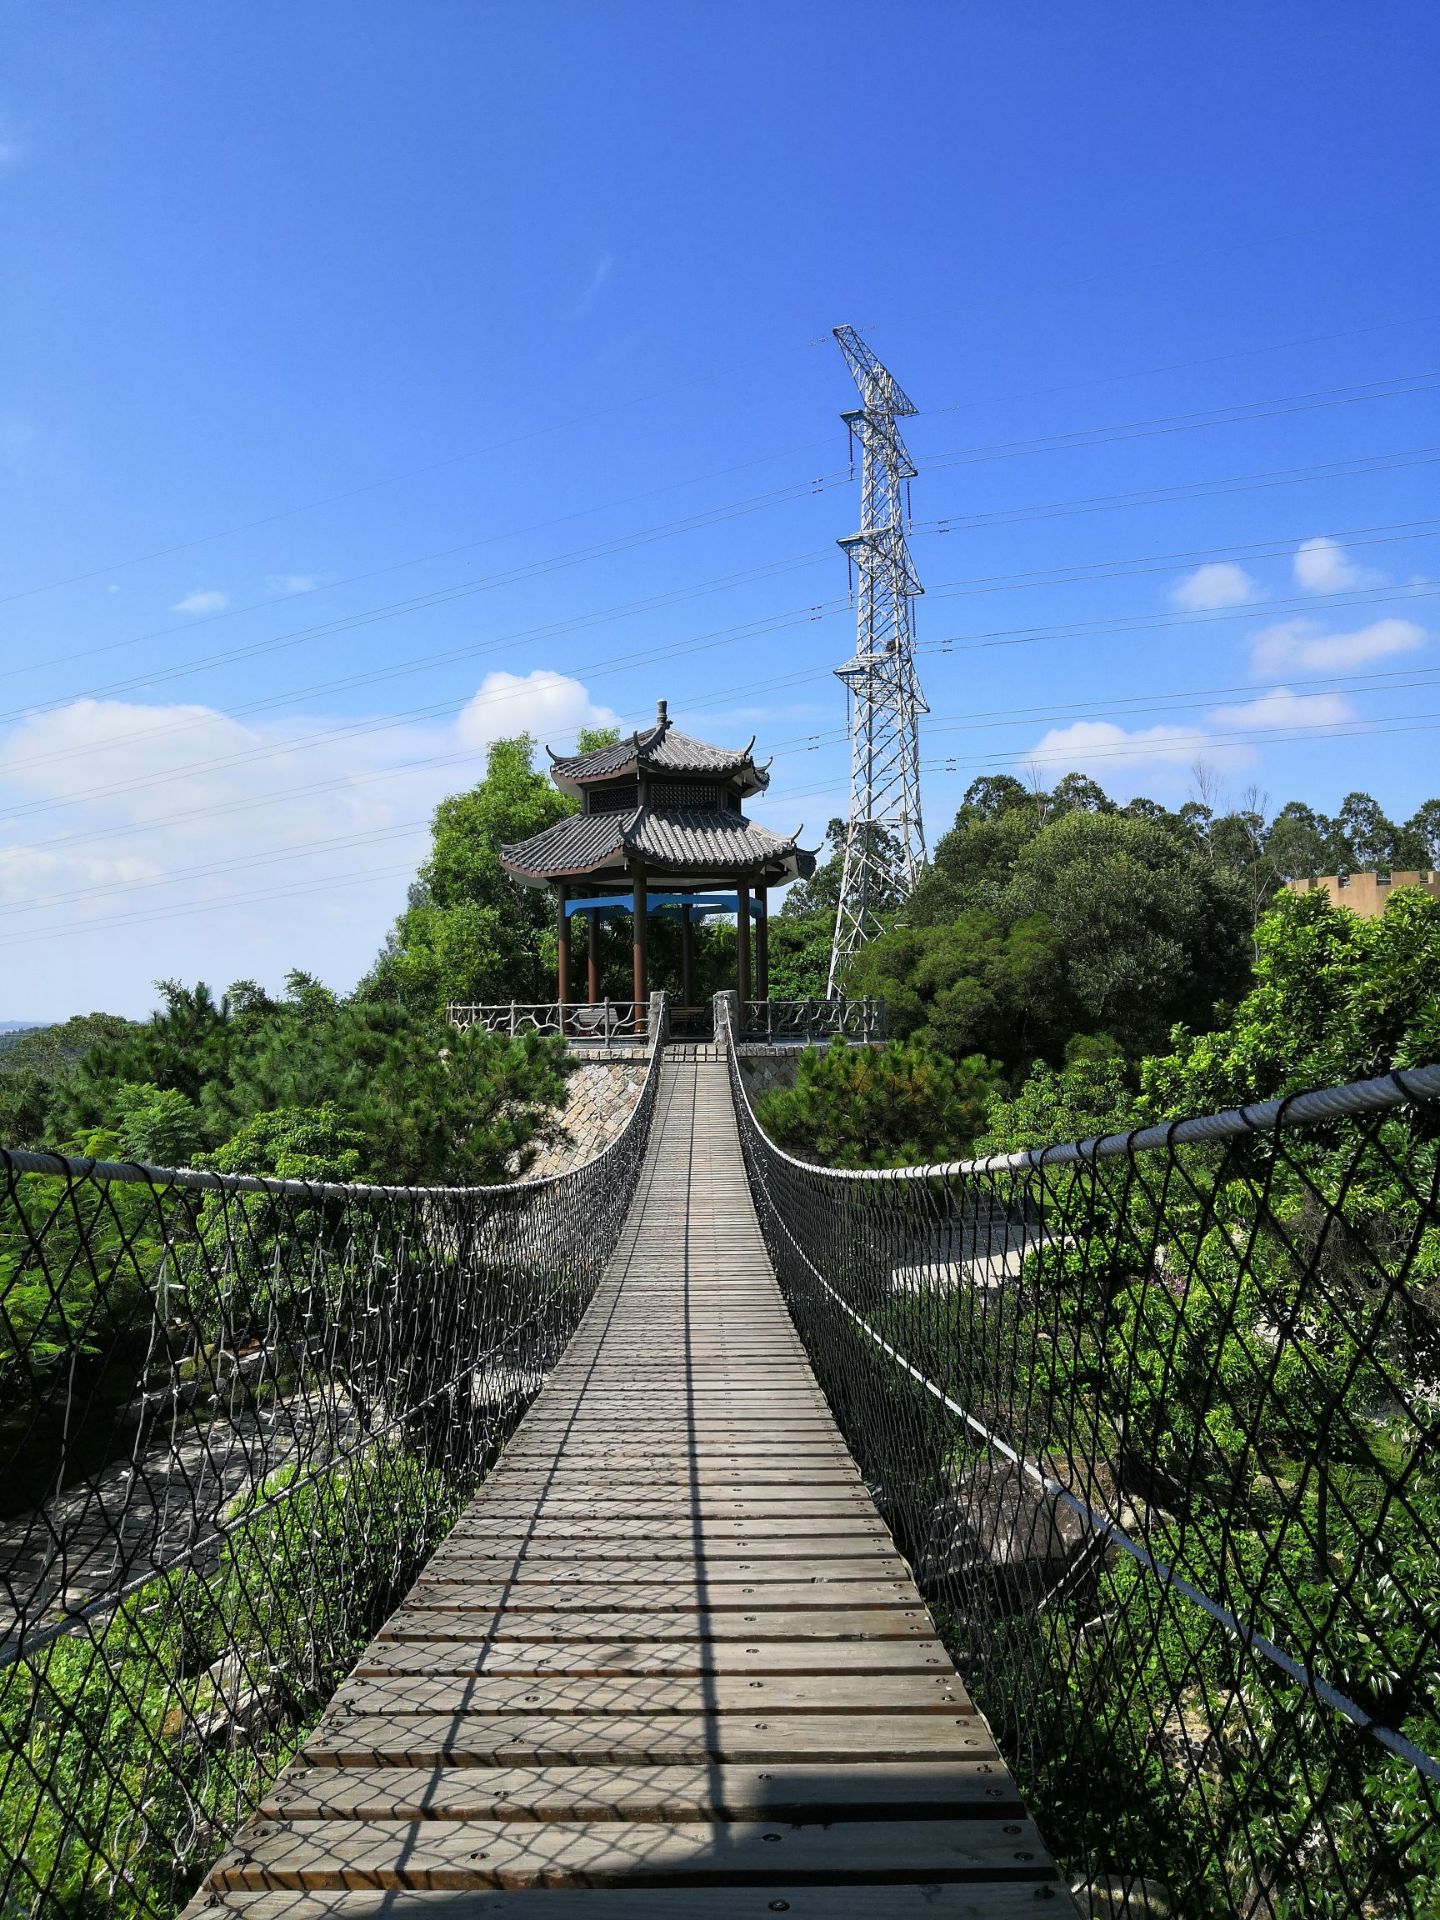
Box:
(0, 1021), (667, 1920)
(724, 1011), (1440, 1920)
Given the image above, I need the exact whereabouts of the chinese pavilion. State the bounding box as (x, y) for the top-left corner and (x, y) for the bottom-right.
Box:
(500, 700), (815, 1021)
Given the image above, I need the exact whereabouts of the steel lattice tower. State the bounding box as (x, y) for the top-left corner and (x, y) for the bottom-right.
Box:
(826, 325), (928, 996)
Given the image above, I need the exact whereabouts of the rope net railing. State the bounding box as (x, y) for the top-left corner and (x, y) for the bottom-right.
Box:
(722, 1004), (1440, 1920)
(0, 1007), (668, 1920)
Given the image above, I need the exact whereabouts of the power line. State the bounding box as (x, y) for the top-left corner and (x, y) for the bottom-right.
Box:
(920, 369), (1440, 471)
(923, 579), (1440, 658)
(0, 554), (843, 769)
(915, 445), (1440, 538)
(0, 334), (837, 610)
(0, 598), (849, 845)
(12, 349), (1437, 668)
(761, 661), (1440, 761)
(928, 709), (1440, 774)
(12, 505), (1437, 789)
(0, 820), (437, 922)
(925, 311), (1440, 419)
(0, 448), (844, 688)
(0, 861), (423, 952)
(0, 511), (842, 732)
(918, 516), (1440, 601)
(11, 433), (1424, 737)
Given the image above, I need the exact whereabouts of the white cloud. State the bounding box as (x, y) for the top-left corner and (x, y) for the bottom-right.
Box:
(1251, 616), (1426, 675)
(0, 670), (623, 1014)
(171, 588), (229, 615)
(1021, 719), (1239, 775)
(1208, 687), (1356, 730)
(0, 844), (160, 908)
(266, 573), (319, 596)
(1169, 561), (1257, 612)
(455, 670), (620, 751)
(1293, 536), (1383, 594)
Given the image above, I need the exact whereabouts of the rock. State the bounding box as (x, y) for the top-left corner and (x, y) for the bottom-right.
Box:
(914, 1459), (1091, 1597)
(1071, 1875), (1173, 1918)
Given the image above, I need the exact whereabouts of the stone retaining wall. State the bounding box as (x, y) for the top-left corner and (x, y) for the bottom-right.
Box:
(737, 1052), (803, 1104)
(524, 1059), (650, 1177)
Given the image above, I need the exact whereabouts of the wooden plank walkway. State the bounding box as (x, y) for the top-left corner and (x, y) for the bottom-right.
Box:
(192, 1055), (1077, 1917)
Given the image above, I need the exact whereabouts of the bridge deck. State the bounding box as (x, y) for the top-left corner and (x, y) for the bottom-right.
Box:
(194, 1056), (1076, 1916)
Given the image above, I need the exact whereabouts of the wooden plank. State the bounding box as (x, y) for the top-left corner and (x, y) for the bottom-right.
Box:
(258, 1758), (1024, 1823)
(209, 1816), (1055, 1890)
(417, 1555), (907, 1582)
(459, 1499), (879, 1520)
(198, 1885), (1066, 1918)
(376, 1606), (934, 1642)
(352, 1639), (954, 1678)
(445, 1520), (891, 1545)
(327, 1671), (970, 1718)
(430, 1543), (899, 1567)
(302, 1711), (999, 1766)
(402, 1580), (916, 1610)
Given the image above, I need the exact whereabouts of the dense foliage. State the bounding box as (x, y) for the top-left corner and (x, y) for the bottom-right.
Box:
(2, 1451), (461, 1919)
(755, 1039), (1001, 1169)
(3, 974), (569, 1184)
(778, 773), (1440, 1081)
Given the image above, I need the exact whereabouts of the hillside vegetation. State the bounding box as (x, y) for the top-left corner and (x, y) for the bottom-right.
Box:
(760, 773), (1440, 1164)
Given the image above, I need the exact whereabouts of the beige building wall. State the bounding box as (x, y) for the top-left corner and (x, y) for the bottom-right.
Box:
(1285, 871), (1440, 919)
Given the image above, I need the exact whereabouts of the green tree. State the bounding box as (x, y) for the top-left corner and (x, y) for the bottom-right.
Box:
(977, 1035), (1136, 1154)
(209, 975), (570, 1182)
(755, 1039), (1001, 1169)
(765, 910), (833, 1000)
(1266, 799), (1329, 881)
(1000, 807), (1252, 1054)
(363, 731), (616, 1012)
(956, 773), (1036, 822)
(1397, 797), (1440, 868)
(1335, 789), (1401, 871)
(1049, 770), (1115, 816)
(844, 909), (1066, 1076)
(1142, 882), (1440, 1112)
(909, 801), (1043, 925)
(55, 982), (233, 1133)
(203, 1104), (367, 1182)
(79, 1082), (203, 1167)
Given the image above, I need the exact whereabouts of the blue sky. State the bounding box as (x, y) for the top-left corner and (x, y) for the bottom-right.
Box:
(2, 2), (1438, 1018)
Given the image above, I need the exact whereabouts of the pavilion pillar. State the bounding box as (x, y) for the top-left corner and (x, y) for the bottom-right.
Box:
(586, 905), (600, 1005)
(681, 903), (694, 1007)
(631, 865), (648, 1026)
(555, 883), (570, 1026)
(756, 886), (769, 1002)
(736, 882), (751, 1010)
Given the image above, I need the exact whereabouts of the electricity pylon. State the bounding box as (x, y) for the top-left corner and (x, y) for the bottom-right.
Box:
(826, 325), (928, 997)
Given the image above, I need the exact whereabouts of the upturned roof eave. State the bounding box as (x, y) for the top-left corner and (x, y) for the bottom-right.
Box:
(500, 806), (811, 889)
(548, 759), (771, 799)
(502, 849), (814, 890)
(545, 721), (770, 797)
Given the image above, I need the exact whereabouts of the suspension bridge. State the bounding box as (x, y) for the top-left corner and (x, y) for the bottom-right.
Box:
(2, 1000), (1438, 1920)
